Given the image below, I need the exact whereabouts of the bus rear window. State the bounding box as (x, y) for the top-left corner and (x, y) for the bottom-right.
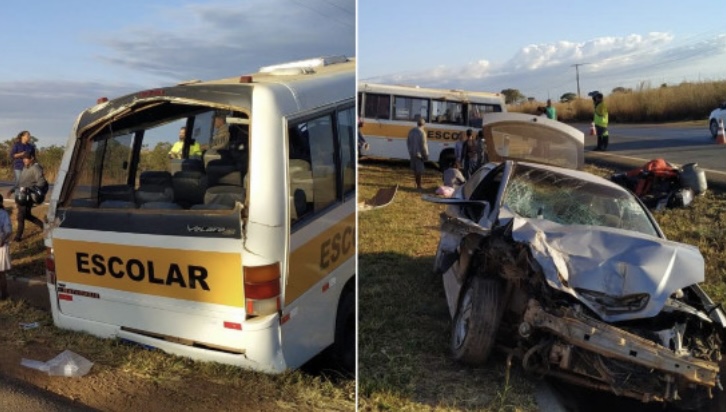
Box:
(65, 104), (249, 211)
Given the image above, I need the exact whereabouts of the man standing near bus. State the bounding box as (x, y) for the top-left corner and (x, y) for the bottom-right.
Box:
(407, 116), (429, 190)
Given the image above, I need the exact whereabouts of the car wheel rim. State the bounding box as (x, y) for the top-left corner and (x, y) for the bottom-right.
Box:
(453, 288), (473, 350)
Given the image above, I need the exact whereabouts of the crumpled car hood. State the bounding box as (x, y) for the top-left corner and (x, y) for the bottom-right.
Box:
(509, 216), (704, 322)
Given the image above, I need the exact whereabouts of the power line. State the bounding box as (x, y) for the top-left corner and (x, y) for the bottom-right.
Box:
(570, 63), (590, 98)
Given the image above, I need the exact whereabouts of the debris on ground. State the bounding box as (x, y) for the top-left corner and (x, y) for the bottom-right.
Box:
(359, 185), (398, 211)
(21, 350), (94, 377)
(611, 159), (707, 209)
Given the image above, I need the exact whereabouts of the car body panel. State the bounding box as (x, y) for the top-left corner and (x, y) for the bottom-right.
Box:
(483, 112), (584, 170)
(510, 216), (704, 322)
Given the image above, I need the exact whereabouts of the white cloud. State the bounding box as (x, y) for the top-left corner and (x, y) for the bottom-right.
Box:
(96, 0), (355, 81)
(366, 32), (725, 100)
(0, 0), (354, 147)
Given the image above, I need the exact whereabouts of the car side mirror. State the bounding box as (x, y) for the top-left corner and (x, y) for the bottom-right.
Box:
(422, 195), (492, 231)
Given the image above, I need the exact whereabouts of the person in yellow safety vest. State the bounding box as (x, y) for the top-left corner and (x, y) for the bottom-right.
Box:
(169, 126), (203, 158)
(591, 91), (609, 151)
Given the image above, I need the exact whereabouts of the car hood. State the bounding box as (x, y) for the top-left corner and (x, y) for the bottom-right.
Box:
(483, 112), (584, 170)
(509, 216), (704, 322)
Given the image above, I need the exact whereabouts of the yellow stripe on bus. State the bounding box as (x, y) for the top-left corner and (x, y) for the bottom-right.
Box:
(360, 122), (467, 142)
(54, 239), (244, 307)
(286, 212), (355, 304)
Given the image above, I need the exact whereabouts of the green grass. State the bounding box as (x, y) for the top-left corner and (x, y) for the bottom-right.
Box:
(358, 159), (726, 411)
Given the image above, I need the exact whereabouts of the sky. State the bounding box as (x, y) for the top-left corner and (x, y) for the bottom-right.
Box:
(359, 0), (726, 103)
(0, 0), (354, 148)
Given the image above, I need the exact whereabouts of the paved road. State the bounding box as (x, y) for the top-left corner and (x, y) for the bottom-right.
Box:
(0, 374), (97, 412)
(577, 123), (726, 190)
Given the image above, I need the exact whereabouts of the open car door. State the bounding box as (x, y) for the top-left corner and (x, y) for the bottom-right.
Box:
(483, 112), (584, 170)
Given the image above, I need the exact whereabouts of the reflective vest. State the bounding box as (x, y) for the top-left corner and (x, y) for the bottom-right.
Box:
(594, 102), (608, 127)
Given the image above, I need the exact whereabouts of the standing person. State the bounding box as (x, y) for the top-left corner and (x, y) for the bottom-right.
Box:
(475, 129), (487, 169)
(464, 129), (478, 178)
(168, 126), (202, 158)
(590, 91), (609, 151)
(357, 119), (369, 158)
(0, 194), (11, 300)
(8, 131), (36, 197)
(406, 116), (429, 190)
(13, 153), (47, 242)
(454, 131), (468, 172)
(545, 99), (557, 120)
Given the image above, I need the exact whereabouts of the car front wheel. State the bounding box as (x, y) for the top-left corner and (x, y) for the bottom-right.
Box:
(450, 276), (504, 364)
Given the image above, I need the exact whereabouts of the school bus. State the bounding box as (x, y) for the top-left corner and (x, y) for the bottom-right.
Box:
(358, 82), (506, 166)
(44, 56), (356, 373)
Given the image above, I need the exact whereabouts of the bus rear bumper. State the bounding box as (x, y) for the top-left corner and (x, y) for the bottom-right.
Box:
(48, 285), (287, 373)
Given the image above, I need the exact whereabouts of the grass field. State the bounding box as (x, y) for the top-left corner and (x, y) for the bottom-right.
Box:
(358, 159), (726, 411)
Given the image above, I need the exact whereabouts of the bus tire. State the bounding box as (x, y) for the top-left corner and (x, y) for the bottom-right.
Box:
(438, 149), (456, 171)
(332, 288), (355, 374)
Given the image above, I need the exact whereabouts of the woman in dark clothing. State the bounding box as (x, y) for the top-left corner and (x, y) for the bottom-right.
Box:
(13, 152), (46, 242)
(8, 131), (36, 196)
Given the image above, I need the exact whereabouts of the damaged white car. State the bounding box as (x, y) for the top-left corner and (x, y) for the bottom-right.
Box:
(426, 113), (725, 408)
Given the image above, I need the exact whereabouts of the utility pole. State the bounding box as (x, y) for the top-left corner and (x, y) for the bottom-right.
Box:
(570, 63), (590, 98)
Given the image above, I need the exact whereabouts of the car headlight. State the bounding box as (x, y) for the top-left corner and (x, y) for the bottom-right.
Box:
(575, 289), (650, 314)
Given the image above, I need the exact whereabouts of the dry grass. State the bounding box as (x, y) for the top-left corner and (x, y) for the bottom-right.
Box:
(357, 159), (726, 411)
(510, 80), (726, 123)
(358, 160), (537, 411)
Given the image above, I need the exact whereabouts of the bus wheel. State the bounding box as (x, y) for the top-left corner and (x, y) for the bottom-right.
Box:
(333, 290), (355, 374)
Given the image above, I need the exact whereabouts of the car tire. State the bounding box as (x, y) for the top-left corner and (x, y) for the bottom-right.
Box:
(710, 119), (719, 139)
(450, 276), (504, 364)
(332, 289), (355, 375)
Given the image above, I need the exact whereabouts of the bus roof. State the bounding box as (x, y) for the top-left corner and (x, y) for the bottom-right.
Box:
(201, 56), (355, 87)
(359, 82), (502, 102)
(76, 57), (354, 136)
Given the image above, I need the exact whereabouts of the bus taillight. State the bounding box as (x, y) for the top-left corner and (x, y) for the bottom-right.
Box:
(243, 263), (281, 317)
(45, 247), (56, 285)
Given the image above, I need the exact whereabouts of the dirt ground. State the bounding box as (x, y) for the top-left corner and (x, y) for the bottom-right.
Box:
(1, 277), (352, 412)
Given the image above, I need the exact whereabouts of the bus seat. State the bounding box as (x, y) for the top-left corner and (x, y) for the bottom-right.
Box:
(169, 158), (204, 174)
(140, 201), (183, 210)
(140, 171), (172, 187)
(190, 203), (234, 211)
(204, 185), (245, 208)
(99, 200), (137, 209)
(172, 171), (208, 207)
(135, 184), (174, 205)
(206, 160), (243, 187)
(99, 185), (134, 203)
(312, 165), (336, 210)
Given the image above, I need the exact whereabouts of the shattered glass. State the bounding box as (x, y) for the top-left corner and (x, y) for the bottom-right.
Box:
(502, 166), (658, 237)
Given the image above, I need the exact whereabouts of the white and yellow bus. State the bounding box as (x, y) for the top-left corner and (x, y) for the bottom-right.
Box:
(44, 56), (356, 373)
(358, 82), (506, 166)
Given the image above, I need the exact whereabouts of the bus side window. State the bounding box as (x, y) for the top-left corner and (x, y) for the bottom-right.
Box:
(364, 93), (391, 120)
(288, 114), (336, 223)
(336, 106), (355, 196)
